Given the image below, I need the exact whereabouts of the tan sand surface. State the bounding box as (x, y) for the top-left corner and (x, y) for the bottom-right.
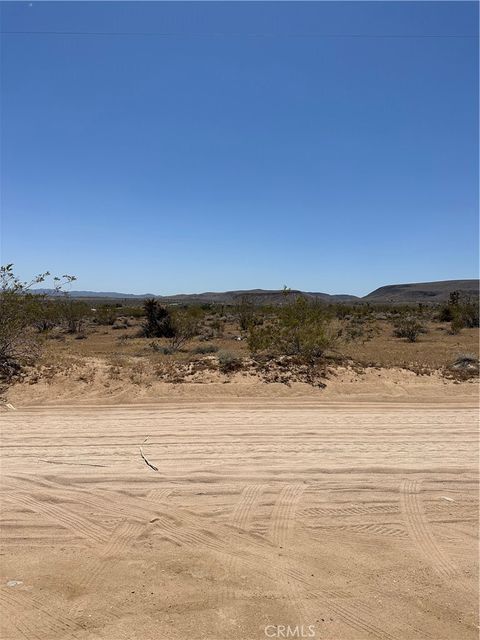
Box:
(0, 400), (478, 639)
(7, 362), (479, 407)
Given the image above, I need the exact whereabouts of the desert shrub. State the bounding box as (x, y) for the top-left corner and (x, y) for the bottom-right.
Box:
(55, 297), (91, 334)
(393, 317), (427, 342)
(455, 300), (479, 329)
(143, 302), (199, 351)
(450, 353), (479, 372)
(128, 360), (150, 385)
(34, 318), (56, 333)
(342, 316), (380, 344)
(446, 300), (480, 334)
(332, 305), (351, 320)
(198, 329), (214, 342)
(94, 305), (118, 326)
(236, 296), (256, 331)
(446, 353), (479, 380)
(217, 350), (242, 373)
(167, 309), (199, 352)
(128, 306), (145, 319)
(0, 264), (75, 384)
(438, 305), (454, 322)
(248, 297), (337, 361)
(142, 299), (175, 338)
(450, 316), (464, 335)
(149, 342), (174, 355)
(210, 318), (225, 338)
(438, 291), (479, 329)
(32, 299), (63, 332)
(193, 344), (219, 354)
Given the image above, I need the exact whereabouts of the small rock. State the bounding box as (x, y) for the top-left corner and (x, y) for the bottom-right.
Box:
(7, 580), (23, 588)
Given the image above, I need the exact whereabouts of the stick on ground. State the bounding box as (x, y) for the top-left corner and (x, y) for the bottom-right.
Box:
(140, 436), (159, 472)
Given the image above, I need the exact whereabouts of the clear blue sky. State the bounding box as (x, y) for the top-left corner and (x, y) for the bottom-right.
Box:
(1, 1), (478, 296)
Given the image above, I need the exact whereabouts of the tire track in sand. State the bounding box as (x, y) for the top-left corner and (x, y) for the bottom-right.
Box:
(0, 589), (82, 639)
(272, 486), (407, 640)
(267, 484), (310, 624)
(231, 484), (265, 531)
(8, 478), (406, 639)
(69, 520), (144, 618)
(6, 491), (109, 545)
(3, 488), (143, 630)
(268, 484), (305, 548)
(401, 479), (458, 578)
(316, 522), (408, 539)
(222, 484), (265, 604)
(148, 488), (172, 501)
(301, 504), (399, 518)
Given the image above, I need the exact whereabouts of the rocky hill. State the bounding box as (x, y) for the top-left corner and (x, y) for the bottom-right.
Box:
(34, 279), (478, 305)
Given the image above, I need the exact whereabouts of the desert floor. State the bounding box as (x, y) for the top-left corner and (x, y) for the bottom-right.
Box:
(0, 394), (478, 640)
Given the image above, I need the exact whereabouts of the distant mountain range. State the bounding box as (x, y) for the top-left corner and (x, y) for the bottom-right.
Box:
(34, 279), (479, 305)
(364, 280), (479, 303)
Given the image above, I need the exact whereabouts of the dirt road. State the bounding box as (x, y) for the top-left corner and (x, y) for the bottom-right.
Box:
(1, 401), (478, 639)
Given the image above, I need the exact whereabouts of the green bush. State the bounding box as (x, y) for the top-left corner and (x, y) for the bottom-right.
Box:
(0, 264), (75, 383)
(210, 318), (225, 338)
(450, 316), (464, 335)
(438, 305), (455, 323)
(33, 299), (64, 332)
(438, 291), (479, 328)
(57, 298), (91, 333)
(142, 299), (175, 338)
(458, 301), (479, 328)
(342, 316), (379, 344)
(94, 305), (118, 326)
(248, 297), (337, 361)
(393, 317), (427, 342)
(236, 296), (256, 331)
(128, 306), (145, 319)
(167, 309), (199, 352)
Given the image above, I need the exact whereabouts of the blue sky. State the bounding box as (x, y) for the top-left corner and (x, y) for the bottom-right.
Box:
(1, 1), (478, 296)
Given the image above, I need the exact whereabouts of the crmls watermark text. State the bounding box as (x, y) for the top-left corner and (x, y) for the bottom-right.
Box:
(264, 624), (316, 638)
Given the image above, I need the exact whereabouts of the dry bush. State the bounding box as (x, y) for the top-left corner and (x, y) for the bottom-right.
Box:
(193, 344), (219, 355)
(107, 354), (129, 380)
(217, 350), (242, 373)
(444, 353), (479, 381)
(128, 360), (151, 385)
(251, 355), (328, 387)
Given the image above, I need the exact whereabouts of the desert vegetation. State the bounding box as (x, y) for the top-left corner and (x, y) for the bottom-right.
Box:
(0, 265), (76, 386)
(1, 265), (479, 398)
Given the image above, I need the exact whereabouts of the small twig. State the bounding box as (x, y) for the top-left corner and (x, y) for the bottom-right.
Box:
(140, 436), (159, 472)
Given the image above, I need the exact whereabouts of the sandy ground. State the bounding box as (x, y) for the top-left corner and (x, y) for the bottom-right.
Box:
(0, 397), (478, 640)
(7, 362), (480, 406)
